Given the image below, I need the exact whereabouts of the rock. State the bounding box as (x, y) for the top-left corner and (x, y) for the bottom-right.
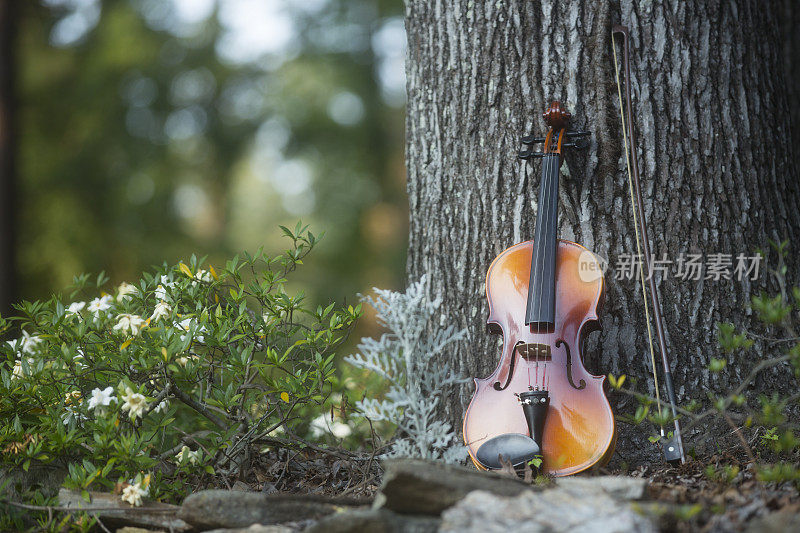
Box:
(558, 476), (648, 500)
(205, 525), (295, 533)
(379, 459), (535, 515)
(178, 490), (366, 530)
(304, 508), (440, 533)
(59, 489), (190, 532)
(115, 528), (165, 533)
(440, 487), (657, 533)
(744, 505), (800, 533)
(1, 463), (66, 499)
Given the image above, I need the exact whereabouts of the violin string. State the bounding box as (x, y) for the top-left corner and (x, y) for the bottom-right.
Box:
(534, 153), (547, 390)
(535, 151), (555, 391)
(612, 35), (664, 428)
(544, 151), (555, 391)
(531, 148), (544, 391)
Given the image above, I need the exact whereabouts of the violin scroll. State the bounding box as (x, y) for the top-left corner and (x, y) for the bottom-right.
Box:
(542, 101), (571, 130)
(518, 101), (591, 160)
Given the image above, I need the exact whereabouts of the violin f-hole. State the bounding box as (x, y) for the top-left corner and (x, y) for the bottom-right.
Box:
(493, 341), (522, 391)
(556, 339), (586, 390)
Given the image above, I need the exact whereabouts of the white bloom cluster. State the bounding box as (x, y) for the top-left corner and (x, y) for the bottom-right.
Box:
(191, 269), (212, 286)
(6, 330), (43, 355)
(121, 481), (148, 507)
(8, 332), (41, 381)
(175, 317), (206, 343)
(152, 399), (169, 414)
(345, 277), (468, 463)
(155, 275), (176, 300)
(174, 445), (201, 465)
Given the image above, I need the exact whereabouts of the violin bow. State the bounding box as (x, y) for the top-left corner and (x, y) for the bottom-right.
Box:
(612, 25), (686, 464)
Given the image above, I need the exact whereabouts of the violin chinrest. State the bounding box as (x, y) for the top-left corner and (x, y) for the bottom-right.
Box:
(475, 433), (540, 470)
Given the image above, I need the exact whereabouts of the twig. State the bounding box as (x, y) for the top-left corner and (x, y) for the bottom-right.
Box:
(170, 383), (227, 430)
(340, 474), (378, 496)
(95, 516), (113, 533)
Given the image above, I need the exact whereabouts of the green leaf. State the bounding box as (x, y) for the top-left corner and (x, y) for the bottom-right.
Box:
(708, 358), (727, 372)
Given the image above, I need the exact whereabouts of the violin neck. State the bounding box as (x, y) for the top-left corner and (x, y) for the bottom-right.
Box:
(525, 154), (560, 329)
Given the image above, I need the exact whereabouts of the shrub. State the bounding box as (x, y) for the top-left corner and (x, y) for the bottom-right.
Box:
(346, 277), (467, 463)
(610, 240), (800, 484)
(0, 224), (360, 509)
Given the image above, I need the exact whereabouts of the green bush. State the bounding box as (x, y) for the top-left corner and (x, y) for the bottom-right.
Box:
(0, 224), (360, 508)
(611, 240), (800, 486)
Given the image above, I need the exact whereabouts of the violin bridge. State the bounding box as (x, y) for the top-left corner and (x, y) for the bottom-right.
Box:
(516, 342), (552, 361)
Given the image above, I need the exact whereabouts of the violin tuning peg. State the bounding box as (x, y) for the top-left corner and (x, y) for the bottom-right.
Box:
(565, 130), (590, 138)
(518, 150), (545, 160)
(521, 135), (546, 145)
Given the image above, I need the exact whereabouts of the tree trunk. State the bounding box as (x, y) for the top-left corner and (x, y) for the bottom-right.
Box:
(0, 0), (16, 319)
(405, 0), (800, 462)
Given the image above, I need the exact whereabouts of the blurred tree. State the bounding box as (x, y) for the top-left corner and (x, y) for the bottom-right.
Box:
(0, 0), (15, 318)
(15, 0), (406, 311)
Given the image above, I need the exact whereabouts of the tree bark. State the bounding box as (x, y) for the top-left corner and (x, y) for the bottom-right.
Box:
(405, 0), (800, 462)
(781, 0), (800, 156)
(0, 0), (16, 319)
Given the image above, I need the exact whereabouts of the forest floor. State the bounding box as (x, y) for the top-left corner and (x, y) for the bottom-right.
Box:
(633, 453), (799, 531)
(204, 446), (799, 532)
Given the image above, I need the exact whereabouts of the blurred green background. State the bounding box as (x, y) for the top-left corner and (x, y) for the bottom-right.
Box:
(12, 0), (408, 311)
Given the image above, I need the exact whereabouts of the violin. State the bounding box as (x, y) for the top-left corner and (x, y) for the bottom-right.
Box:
(462, 102), (616, 476)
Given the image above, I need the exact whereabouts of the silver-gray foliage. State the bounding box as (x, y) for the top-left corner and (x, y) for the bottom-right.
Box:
(345, 277), (468, 463)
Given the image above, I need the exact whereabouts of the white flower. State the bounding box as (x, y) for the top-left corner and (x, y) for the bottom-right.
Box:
(66, 301), (86, 315)
(61, 390), (85, 425)
(191, 269), (212, 286)
(174, 445), (201, 466)
(154, 276), (175, 300)
(120, 387), (149, 420)
(309, 413), (352, 439)
(88, 386), (116, 410)
(150, 301), (172, 323)
(121, 482), (146, 507)
(88, 295), (113, 315)
(176, 353), (199, 367)
(73, 348), (86, 369)
(175, 318), (206, 343)
(113, 314), (146, 336)
(117, 282), (138, 302)
(152, 399), (169, 414)
(10, 360), (24, 380)
(61, 407), (82, 426)
(7, 330), (44, 355)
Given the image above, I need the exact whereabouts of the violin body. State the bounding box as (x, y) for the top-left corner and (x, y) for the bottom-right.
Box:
(463, 239), (615, 475)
